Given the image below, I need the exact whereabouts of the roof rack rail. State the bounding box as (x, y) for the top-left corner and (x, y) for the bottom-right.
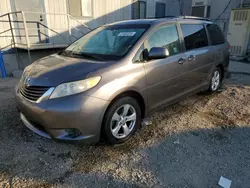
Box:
(178, 16), (211, 21)
(146, 15), (176, 19)
(162, 15), (176, 18)
(146, 15), (211, 21)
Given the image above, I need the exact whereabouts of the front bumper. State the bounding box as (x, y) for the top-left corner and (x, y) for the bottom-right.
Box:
(15, 85), (109, 144)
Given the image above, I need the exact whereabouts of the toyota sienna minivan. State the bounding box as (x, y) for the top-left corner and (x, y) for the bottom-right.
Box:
(15, 17), (229, 144)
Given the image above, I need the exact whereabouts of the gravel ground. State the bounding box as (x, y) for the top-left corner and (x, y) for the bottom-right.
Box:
(0, 66), (250, 187)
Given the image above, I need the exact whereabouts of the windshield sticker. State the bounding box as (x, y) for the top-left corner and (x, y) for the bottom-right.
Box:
(118, 32), (136, 37)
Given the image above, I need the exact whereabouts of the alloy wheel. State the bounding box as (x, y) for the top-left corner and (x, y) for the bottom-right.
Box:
(110, 104), (137, 139)
(211, 70), (220, 91)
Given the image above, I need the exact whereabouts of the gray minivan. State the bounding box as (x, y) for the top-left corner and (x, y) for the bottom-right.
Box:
(15, 17), (229, 144)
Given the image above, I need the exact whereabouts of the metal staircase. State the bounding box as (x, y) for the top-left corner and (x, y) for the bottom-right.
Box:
(0, 11), (91, 63)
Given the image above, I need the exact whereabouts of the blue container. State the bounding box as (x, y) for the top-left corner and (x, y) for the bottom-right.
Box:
(0, 51), (7, 78)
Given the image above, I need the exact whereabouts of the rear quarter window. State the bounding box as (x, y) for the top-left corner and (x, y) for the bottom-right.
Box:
(206, 24), (225, 45)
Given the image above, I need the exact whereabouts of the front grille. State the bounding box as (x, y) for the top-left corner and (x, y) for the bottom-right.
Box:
(19, 85), (50, 102)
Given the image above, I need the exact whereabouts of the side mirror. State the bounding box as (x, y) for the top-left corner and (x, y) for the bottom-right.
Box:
(148, 47), (169, 60)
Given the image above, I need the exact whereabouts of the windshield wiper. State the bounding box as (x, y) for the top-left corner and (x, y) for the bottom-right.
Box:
(72, 52), (103, 61)
(60, 50), (73, 57)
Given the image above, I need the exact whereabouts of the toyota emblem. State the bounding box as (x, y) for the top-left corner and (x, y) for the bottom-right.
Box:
(25, 77), (31, 86)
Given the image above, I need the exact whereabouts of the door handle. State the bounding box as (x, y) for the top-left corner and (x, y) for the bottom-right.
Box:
(188, 55), (196, 61)
(178, 58), (186, 65)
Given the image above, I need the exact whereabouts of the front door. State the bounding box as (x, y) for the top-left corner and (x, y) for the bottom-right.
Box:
(14, 0), (48, 44)
(144, 24), (189, 112)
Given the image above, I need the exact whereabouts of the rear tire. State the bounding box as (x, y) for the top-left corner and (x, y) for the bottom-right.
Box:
(102, 97), (141, 145)
(208, 67), (222, 93)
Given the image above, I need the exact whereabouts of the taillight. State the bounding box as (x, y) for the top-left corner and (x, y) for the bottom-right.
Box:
(228, 44), (231, 53)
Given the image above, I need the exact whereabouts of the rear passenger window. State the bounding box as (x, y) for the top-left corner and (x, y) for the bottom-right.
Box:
(181, 24), (208, 51)
(206, 24), (225, 45)
(146, 24), (181, 56)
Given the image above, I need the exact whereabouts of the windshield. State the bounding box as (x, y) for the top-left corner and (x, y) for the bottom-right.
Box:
(61, 24), (149, 61)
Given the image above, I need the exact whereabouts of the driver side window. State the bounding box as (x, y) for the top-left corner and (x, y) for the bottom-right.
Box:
(146, 24), (181, 56)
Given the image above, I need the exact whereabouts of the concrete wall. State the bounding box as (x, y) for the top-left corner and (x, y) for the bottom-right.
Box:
(210, 0), (238, 20)
(165, 0), (250, 35)
(146, 0), (168, 18)
(166, 0), (192, 16)
(209, 0), (249, 35)
(2, 52), (19, 76)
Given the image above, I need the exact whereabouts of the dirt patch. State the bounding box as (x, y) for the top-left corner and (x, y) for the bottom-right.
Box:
(0, 87), (12, 93)
(70, 85), (250, 187)
(0, 75), (250, 187)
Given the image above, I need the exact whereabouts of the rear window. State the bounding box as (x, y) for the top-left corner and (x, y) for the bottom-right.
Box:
(206, 24), (225, 45)
(181, 24), (208, 51)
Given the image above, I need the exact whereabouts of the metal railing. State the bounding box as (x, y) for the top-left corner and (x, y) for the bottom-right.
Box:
(0, 11), (91, 62)
(0, 12), (17, 50)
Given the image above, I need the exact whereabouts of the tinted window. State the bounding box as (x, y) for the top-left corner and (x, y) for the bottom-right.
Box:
(207, 24), (225, 45)
(181, 24), (208, 51)
(146, 24), (181, 56)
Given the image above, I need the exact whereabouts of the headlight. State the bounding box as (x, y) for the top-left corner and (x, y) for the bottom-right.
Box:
(49, 76), (101, 99)
(20, 65), (32, 83)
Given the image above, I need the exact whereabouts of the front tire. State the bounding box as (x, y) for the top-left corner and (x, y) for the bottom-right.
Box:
(208, 67), (222, 92)
(102, 97), (141, 145)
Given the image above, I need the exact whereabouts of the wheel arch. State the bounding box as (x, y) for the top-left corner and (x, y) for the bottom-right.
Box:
(105, 90), (146, 119)
(99, 90), (146, 142)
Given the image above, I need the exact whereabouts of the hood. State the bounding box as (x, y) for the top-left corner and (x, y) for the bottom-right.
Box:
(23, 54), (114, 87)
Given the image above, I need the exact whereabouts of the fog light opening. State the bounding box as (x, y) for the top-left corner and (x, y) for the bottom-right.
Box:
(65, 128), (82, 138)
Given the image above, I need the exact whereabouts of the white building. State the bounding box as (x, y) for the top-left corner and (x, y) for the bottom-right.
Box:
(0, 0), (173, 50)
(0, 0), (173, 75)
(1, 0), (250, 51)
(1, 0), (249, 75)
